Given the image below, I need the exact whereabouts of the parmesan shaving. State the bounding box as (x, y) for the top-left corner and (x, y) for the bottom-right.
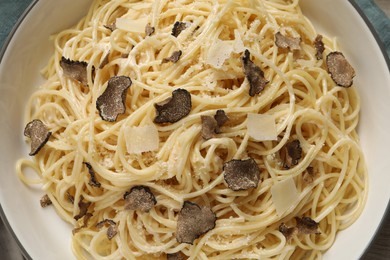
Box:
(116, 17), (149, 33)
(247, 113), (277, 141)
(206, 40), (234, 69)
(270, 177), (299, 217)
(233, 30), (245, 53)
(125, 125), (160, 154)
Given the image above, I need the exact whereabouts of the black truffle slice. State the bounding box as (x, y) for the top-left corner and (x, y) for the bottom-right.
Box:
(96, 76), (132, 122)
(154, 89), (192, 124)
(172, 21), (189, 37)
(314, 34), (325, 60)
(24, 119), (51, 156)
(176, 201), (216, 244)
(124, 186), (157, 212)
(279, 223), (298, 241)
(104, 23), (116, 32)
(295, 216), (321, 235)
(280, 139), (302, 169)
(275, 32), (301, 51)
(201, 115), (218, 140)
(167, 252), (187, 260)
(214, 109), (229, 131)
(223, 158), (261, 191)
(99, 51), (110, 69)
(326, 51), (355, 87)
(72, 212), (93, 235)
(162, 50), (182, 64)
(242, 49), (269, 97)
(84, 162), (101, 188)
(74, 196), (91, 221)
(96, 219), (118, 240)
(145, 23), (155, 36)
(60, 57), (89, 86)
(40, 194), (52, 208)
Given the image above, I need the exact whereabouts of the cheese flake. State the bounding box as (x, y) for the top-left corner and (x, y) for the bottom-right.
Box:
(247, 113), (277, 141)
(116, 17), (148, 33)
(125, 125), (159, 154)
(271, 177), (299, 217)
(206, 40), (233, 69)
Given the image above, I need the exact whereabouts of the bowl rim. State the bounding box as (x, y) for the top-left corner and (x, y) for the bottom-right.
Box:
(0, 0), (389, 259)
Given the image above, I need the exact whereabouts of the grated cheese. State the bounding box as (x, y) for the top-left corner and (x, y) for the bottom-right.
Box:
(116, 17), (149, 33)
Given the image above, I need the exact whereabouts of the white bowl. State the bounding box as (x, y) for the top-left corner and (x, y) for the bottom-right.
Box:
(0, 0), (389, 259)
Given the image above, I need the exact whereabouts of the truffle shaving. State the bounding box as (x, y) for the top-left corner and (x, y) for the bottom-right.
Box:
(326, 51), (355, 87)
(24, 119), (51, 156)
(242, 49), (269, 96)
(275, 32), (301, 51)
(84, 162), (101, 188)
(172, 21), (190, 37)
(72, 213), (92, 234)
(96, 76), (132, 122)
(124, 186), (157, 212)
(214, 110), (229, 131)
(104, 23), (116, 31)
(176, 201), (216, 244)
(201, 115), (218, 140)
(280, 139), (302, 169)
(60, 57), (89, 86)
(314, 34), (325, 60)
(279, 223), (298, 241)
(223, 158), (261, 191)
(154, 89), (192, 124)
(40, 194), (52, 208)
(96, 219), (118, 240)
(74, 196), (91, 221)
(167, 252), (187, 260)
(295, 216), (321, 235)
(162, 50), (182, 64)
(99, 51), (110, 69)
(145, 23), (155, 36)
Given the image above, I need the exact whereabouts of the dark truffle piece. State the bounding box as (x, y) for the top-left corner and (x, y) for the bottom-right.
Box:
(242, 49), (269, 97)
(145, 23), (155, 36)
(74, 196), (91, 221)
(154, 89), (192, 124)
(124, 186), (157, 212)
(96, 75), (132, 122)
(275, 32), (301, 51)
(326, 51), (355, 87)
(99, 51), (110, 69)
(60, 57), (89, 86)
(280, 139), (302, 169)
(176, 201), (216, 244)
(40, 194), (52, 208)
(303, 166), (315, 183)
(96, 219), (118, 240)
(172, 21), (189, 37)
(314, 34), (325, 60)
(214, 110), (229, 131)
(67, 192), (75, 204)
(279, 223), (298, 241)
(84, 162), (101, 188)
(104, 23), (116, 32)
(24, 119), (51, 156)
(167, 252), (187, 260)
(223, 158), (261, 191)
(201, 115), (218, 140)
(161, 50), (182, 64)
(295, 216), (321, 235)
(72, 213), (93, 235)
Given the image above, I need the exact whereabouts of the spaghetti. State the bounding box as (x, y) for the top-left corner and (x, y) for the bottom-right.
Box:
(17, 0), (367, 259)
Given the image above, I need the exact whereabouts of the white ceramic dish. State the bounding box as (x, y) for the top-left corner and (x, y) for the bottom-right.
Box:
(0, 0), (389, 259)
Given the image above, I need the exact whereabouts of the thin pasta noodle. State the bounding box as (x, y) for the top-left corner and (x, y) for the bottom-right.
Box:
(17, 0), (367, 259)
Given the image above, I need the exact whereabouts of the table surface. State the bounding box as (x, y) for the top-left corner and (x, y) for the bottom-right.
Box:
(1, 1), (390, 260)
